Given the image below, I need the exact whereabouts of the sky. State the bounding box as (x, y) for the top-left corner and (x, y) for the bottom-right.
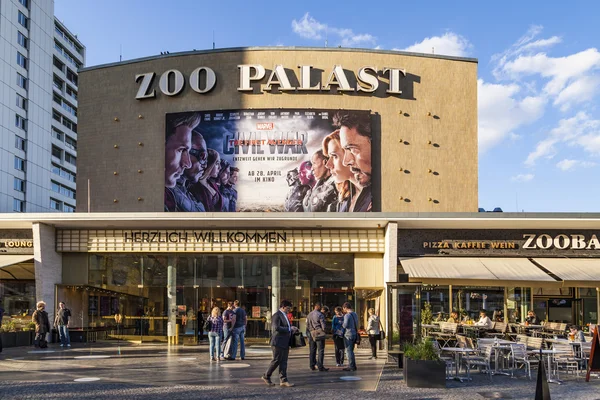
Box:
(55, 0), (600, 212)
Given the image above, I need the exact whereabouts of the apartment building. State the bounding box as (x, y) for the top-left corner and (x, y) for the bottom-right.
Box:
(0, 0), (84, 213)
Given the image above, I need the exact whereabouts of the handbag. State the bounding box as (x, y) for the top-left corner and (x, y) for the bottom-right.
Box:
(378, 320), (386, 340)
(310, 328), (327, 341)
(290, 332), (306, 348)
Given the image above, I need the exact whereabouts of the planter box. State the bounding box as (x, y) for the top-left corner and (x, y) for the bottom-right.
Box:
(403, 358), (446, 388)
(16, 331), (34, 346)
(1, 332), (17, 348)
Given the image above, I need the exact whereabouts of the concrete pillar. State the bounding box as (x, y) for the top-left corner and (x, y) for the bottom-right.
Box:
(217, 255), (224, 282)
(383, 222), (398, 334)
(33, 223), (62, 315)
(271, 255), (280, 313)
(167, 256), (177, 341)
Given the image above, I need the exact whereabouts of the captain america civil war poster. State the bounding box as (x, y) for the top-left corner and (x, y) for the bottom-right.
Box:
(164, 109), (373, 212)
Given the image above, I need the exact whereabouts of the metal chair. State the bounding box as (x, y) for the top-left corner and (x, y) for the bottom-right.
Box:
(432, 339), (456, 380)
(552, 343), (580, 379)
(510, 343), (533, 379)
(463, 345), (493, 381)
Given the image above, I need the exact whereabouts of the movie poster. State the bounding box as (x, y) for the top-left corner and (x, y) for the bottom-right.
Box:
(164, 109), (372, 212)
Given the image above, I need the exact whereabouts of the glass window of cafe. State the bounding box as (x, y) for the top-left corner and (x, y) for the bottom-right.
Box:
(56, 253), (355, 337)
(0, 263), (36, 327)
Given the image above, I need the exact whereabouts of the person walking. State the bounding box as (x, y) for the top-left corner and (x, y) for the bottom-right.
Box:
(231, 300), (247, 360)
(222, 301), (236, 359)
(332, 306), (345, 367)
(342, 302), (358, 371)
(32, 301), (50, 348)
(306, 302), (328, 371)
(54, 302), (72, 347)
(207, 307), (224, 361)
(366, 308), (380, 360)
(262, 300), (297, 387)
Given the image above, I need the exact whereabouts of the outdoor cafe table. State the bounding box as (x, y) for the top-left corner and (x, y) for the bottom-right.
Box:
(441, 347), (475, 382)
(527, 349), (571, 384)
(491, 343), (513, 376)
(422, 324), (439, 337)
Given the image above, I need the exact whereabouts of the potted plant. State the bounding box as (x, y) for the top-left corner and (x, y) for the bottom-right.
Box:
(17, 322), (36, 346)
(0, 321), (18, 348)
(403, 338), (446, 388)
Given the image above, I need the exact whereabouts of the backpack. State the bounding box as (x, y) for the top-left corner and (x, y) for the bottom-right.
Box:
(203, 318), (212, 331)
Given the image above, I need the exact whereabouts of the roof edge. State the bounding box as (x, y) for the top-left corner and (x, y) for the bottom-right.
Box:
(80, 46), (478, 73)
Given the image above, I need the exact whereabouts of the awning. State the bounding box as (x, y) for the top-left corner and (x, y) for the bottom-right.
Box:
(533, 258), (600, 288)
(0, 255), (34, 280)
(399, 257), (561, 287)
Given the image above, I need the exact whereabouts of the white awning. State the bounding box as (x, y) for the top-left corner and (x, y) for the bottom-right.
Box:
(399, 257), (560, 287)
(533, 258), (600, 287)
(0, 255), (34, 280)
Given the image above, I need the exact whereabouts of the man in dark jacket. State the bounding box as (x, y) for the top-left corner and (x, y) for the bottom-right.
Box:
(32, 301), (50, 348)
(0, 299), (4, 352)
(262, 300), (297, 387)
(306, 302), (328, 371)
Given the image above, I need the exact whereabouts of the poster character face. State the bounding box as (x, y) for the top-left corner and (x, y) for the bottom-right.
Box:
(311, 152), (329, 181)
(184, 134), (208, 184)
(229, 170), (239, 185)
(340, 126), (372, 187)
(298, 161), (315, 187)
(286, 169), (300, 186)
(165, 125), (193, 188)
(325, 137), (353, 184)
(218, 160), (230, 185)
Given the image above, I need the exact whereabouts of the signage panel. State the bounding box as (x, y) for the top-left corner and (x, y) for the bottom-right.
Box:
(164, 109), (373, 213)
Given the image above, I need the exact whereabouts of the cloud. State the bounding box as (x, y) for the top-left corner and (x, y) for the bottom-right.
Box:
(526, 112), (600, 165)
(291, 13), (376, 47)
(511, 174), (534, 182)
(401, 32), (472, 57)
(556, 159), (597, 171)
(520, 36), (562, 52)
(478, 79), (546, 152)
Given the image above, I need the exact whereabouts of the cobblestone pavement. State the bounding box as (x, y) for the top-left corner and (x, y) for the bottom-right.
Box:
(1, 341), (599, 399)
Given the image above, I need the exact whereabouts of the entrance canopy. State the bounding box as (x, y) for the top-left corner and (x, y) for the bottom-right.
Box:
(534, 258), (600, 288)
(0, 255), (34, 280)
(399, 257), (560, 287)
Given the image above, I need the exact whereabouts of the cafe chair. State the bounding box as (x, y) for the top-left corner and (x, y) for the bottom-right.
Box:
(510, 343), (533, 379)
(552, 343), (580, 379)
(463, 345), (493, 381)
(432, 340), (456, 379)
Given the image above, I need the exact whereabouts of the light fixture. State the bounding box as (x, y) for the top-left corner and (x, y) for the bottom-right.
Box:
(428, 197), (433, 202)
(113, 171), (118, 175)
(138, 142), (144, 146)
(138, 114), (143, 119)
(399, 167), (403, 171)
(113, 144), (119, 149)
(399, 196), (404, 200)
(427, 140), (432, 145)
(428, 169), (432, 173)
(113, 199), (119, 203)
(427, 112), (432, 117)
(398, 110), (402, 114)
(137, 197), (143, 201)
(114, 117), (119, 122)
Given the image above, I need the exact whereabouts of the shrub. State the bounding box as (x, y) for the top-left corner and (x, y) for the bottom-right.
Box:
(403, 338), (440, 361)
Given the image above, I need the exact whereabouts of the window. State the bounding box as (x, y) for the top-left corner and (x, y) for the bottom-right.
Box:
(65, 136), (77, 150)
(17, 52), (27, 69)
(19, 0), (29, 8)
(16, 94), (27, 110)
(17, 73), (27, 89)
(65, 152), (76, 166)
(52, 110), (61, 122)
(66, 69), (78, 86)
(18, 11), (28, 29)
(15, 135), (26, 151)
(52, 127), (64, 141)
(50, 198), (62, 211)
(62, 117), (77, 133)
(64, 203), (75, 213)
(61, 100), (77, 117)
(14, 156), (25, 171)
(53, 75), (64, 91)
(53, 93), (62, 105)
(66, 86), (78, 100)
(53, 56), (64, 72)
(51, 145), (63, 159)
(51, 163), (76, 183)
(14, 177), (25, 192)
(17, 31), (28, 49)
(13, 199), (25, 213)
(15, 114), (27, 130)
(54, 41), (81, 69)
(51, 181), (76, 199)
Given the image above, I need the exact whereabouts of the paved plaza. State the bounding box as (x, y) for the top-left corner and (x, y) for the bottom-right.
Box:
(1, 341), (600, 399)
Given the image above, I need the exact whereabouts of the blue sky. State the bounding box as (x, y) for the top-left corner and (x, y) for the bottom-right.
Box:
(55, 0), (600, 212)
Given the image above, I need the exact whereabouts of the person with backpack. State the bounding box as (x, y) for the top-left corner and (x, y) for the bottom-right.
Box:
(206, 307), (223, 362)
(32, 301), (50, 348)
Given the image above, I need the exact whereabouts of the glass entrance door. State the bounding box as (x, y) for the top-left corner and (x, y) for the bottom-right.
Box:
(387, 283), (421, 351)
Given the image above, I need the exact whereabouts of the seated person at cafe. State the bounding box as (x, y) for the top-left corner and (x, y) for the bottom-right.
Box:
(447, 311), (459, 323)
(434, 312), (444, 322)
(493, 309), (503, 322)
(474, 310), (493, 329)
(525, 310), (540, 325)
(569, 325), (586, 342)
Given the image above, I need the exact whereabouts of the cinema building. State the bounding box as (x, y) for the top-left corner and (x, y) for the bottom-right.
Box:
(0, 48), (598, 346)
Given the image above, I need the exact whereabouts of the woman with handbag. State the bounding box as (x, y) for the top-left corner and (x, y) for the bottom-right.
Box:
(366, 308), (380, 360)
(332, 307), (345, 367)
(206, 307), (224, 362)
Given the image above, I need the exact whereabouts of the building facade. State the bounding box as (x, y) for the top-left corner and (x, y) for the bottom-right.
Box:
(0, 0), (83, 214)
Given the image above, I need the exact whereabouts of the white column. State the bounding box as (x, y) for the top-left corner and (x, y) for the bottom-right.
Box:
(271, 256), (281, 313)
(167, 256), (177, 338)
(33, 223), (62, 314)
(382, 222), (398, 332)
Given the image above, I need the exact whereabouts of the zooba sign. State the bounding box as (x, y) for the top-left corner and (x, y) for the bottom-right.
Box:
(135, 64), (407, 99)
(521, 233), (600, 250)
